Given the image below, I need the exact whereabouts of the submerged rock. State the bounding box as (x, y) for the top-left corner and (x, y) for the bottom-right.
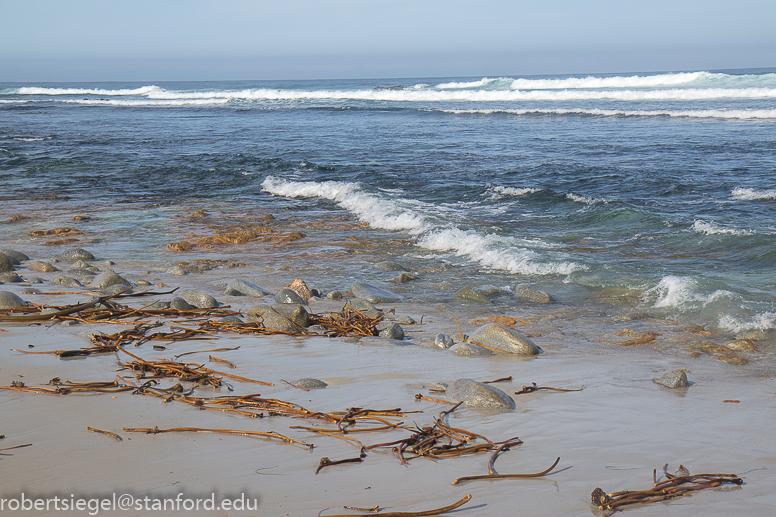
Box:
(454, 287), (492, 304)
(468, 323), (540, 355)
(292, 378), (328, 389)
(445, 379), (515, 410)
(0, 291), (27, 309)
(374, 261), (407, 271)
(515, 284), (553, 304)
(225, 279), (271, 297)
(351, 281), (404, 303)
(393, 272), (418, 283)
(654, 369), (689, 388)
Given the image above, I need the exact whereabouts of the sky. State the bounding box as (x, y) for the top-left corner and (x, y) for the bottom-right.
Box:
(2, 0), (775, 82)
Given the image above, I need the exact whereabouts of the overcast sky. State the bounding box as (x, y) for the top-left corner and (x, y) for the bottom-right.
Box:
(2, 0), (774, 82)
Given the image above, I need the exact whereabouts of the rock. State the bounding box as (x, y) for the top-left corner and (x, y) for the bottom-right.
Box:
(60, 248), (95, 262)
(71, 260), (91, 268)
(0, 249), (29, 263)
(435, 333), (454, 349)
(445, 379), (515, 410)
(28, 261), (58, 273)
(67, 268), (97, 277)
(22, 287), (40, 293)
(396, 315), (416, 324)
(135, 279), (152, 286)
(468, 323), (540, 355)
(292, 378), (328, 389)
(359, 336), (411, 346)
(614, 312), (652, 321)
(374, 261), (407, 271)
(0, 253), (13, 273)
(654, 369), (689, 388)
(274, 288), (306, 305)
(99, 284), (133, 295)
(89, 271), (131, 290)
(170, 297), (194, 310)
(26, 277), (44, 284)
(377, 321), (404, 340)
(286, 278), (312, 302)
(454, 287), (492, 304)
(225, 279), (271, 298)
(310, 288), (323, 298)
(326, 291), (343, 300)
(739, 329), (776, 341)
(351, 282), (404, 303)
(166, 266), (188, 276)
(178, 289), (219, 308)
(348, 298), (382, 318)
(0, 274), (23, 283)
(450, 342), (494, 356)
(81, 330), (106, 339)
(53, 275), (82, 288)
(477, 285), (506, 296)
(393, 272), (418, 283)
(247, 304), (310, 332)
(0, 291), (27, 309)
(515, 284), (553, 304)
(219, 315), (244, 323)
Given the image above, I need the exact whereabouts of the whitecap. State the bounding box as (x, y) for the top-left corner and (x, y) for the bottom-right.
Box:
(731, 187), (776, 200)
(692, 220), (754, 235)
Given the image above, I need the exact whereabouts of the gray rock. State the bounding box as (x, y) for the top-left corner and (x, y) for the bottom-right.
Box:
(477, 285), (506, 296)
(218, 315), (244, 323)
(377, 321), (405, 340)
(81, 329), (106, 339)
(515, 284), (553, 304)
(429, 382), (448, 391)
(179, 289), (219, 308)
(135, 279), (152, 286)
(60, 248), (95, 263)
(71, 260), (91, 268)
(53, 275), (83, 288)
(435, 333), (455, 349)
(292, 378), (328, 389)
(0, 273), (23, 283)
(468, 323), (540, 355)
(445, 379), (516, 410)
(67, 268), (97, 277)
(374, 261), (407, 271)
(310, 288), (323, 298)
(225, 279), (271, 298)
(26, 277), (44, 284)
(359, 336), (410, 346)
(22, 287), (40, 293)
(273, 288), (305, 305)
(90, 271), (132, 290)
(348, 298), (383, 318)
(247, 304), (310, 332)
(166, 266), (188, 276)
(0, 291), (27, 309)
(396, 315), (416, 325)
(27, 261), (58, 273)
(454, 287), (492, 304)
(170, 297), (194, 310)
(326, 291), (343, 300)
(393, 272), (419, 283)
(40, 307), (60, 315)
(99, 284), (133, 295)
(654, 369), (689, 388)
(450, 342), (494, 356)
(0, 253), (13, 273)
(351, 281), (404, 303)
(0, 249), (29, 263)
(614, 312), (652, 321)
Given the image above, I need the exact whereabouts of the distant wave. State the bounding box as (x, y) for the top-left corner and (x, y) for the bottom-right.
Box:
(435, 77), (513, 89)
(17, 86), (161, 96)
(692, 220), (754, 236)
(442, 108), (776, 120)
(61, 99), (229, 106)
(731, 187), (776, 200)
(566, 192), (609, 205)
(13, 137), (50, 142)
(262, 176), (583, 276)
(489, 185), (542, 198)
(509, 71), (708, 90)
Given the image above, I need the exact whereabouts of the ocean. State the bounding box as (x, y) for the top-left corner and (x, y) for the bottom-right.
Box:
(2, 68), (776, 358)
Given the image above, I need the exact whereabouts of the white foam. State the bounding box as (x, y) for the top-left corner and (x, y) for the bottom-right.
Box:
(60, 99), (229, 106)
(566, 192), (607, 205)
(647, 276), (735, 309)
(16, 86), (161, 96)
(692, 220), (754, 235)
(490, 186), (542, 197)
(718, 312), (776, 333)
(441, 108), (776, 119)
(435, 77), (510, 89)
(262, 176), (583, 276)
(731, 187), (776, 200)
(13, 137), (49, 142)
(509, 72), (708, 90)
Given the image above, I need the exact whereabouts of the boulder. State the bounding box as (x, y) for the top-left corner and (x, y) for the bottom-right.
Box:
(60, 248), (95, 262)
(454, 287), (492, 304)
(348, 298), (382, 318)
(247, 304), (310, 332)
(468, 323), (540, 355)
(27, 261), (58, 273)
(515, 284), (553, 304)
(286, 278), (312, 301)
(351, 281), (404, 303)
(53, 275), (83, 288)
(0, 253), (13, 273)
(654, 369), (689, 388)
(0, 291), (27, 309)
(0, 274), (23, 283)
(225, 279), (271, 297)
(178, 289), (219, 308)
(0, 249), (29, 263)
(274, 288), (306, 305)
(434, 333), (454, 349)
(445, 379), (515, 410)
(170, 297), (194, 310)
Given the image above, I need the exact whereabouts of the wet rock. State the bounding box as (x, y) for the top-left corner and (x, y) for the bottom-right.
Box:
(166, 266), (188, 276)
(450, 342), (494, 356)
(22, 287), (40, 293)
(435, 333), (454, 349)
(445, 379), (515, 410)
(477, 285), (506, 296)
(179, 289), (219, 308)
(225, 279), (271, 297)
(81, 329), (106, 340)
(26, 277), (44, 284)
(0, 274), (23, 283)
(515, 284), (553, 304)
(89, 271), (131, 290)
(468, 323), (540, 355)
(396, 315), (416, 324)
(310, 288), (323, 298)
(738, 329), (776, 341)
(60, 248), (95, 263)
(393, 272), (418, 283)
(67, 268), (97, 277)
(0, 253), (13, 273)
(726, 340), (759, 351)
(359, 336), (410, 346)
(247, 304), (310, 332)
(654, 369), (689, 388)
(219, 315), (244, 323)
(614, 312), (652, 321)
(71, 260), (91, 268)
(170, 297), (194, 310)
(377, 321), (404, 340)
(326, 291), (343, 300)
(454, 287), (492, 304)
(348, 298), (383, 318)
(286, 278), (313, 302)
(351, 281), (404, 303)
(0, 291), (27, 309)
(53, 275), (83, 288)
(374, 261), (407, 271)
(292, 378), (328, 389)
(28, 261), (58, 273)
(0, 249), (29, 263)
(135, 279), (152, 286)
(99, 284), (133, 295)
(274, 288), (306, 305)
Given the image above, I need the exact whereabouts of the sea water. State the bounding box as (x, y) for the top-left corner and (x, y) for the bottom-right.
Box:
(1, 68), (775, 357)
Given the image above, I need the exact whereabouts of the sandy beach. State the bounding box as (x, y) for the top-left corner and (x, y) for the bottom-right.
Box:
(2, 228), (776, 517)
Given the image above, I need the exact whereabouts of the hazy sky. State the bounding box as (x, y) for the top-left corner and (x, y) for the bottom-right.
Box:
(2, 0), (774, 81)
